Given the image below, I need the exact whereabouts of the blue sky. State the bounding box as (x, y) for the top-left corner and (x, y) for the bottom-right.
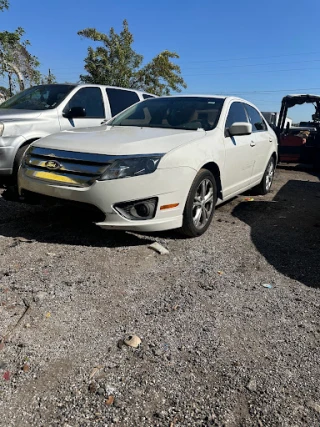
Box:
(1, 0), (319, 121)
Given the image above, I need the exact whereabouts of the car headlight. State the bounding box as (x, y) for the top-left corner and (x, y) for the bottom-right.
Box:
(0, 122), (4, 137)
(99, 154), (164, 181)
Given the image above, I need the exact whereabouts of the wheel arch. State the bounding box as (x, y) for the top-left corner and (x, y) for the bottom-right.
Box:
(200, 161), (223, 200)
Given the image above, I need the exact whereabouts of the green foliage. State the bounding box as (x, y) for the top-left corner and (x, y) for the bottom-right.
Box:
(78, 20), (186, 96)
(0, 85), (10, 99)
(0, 0), (9, 11)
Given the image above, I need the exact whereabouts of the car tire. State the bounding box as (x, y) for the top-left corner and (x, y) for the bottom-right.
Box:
(253, 156), (275, 195)
(13, 144), (30, 183)
(181, 169), (217, 237)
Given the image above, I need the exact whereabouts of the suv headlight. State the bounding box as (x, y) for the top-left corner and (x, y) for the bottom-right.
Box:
(0, 122), (4, 137)
(99, 154), (164, 181)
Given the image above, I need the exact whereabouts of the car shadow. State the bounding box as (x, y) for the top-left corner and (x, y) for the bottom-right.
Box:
(0, 195), (153, 248)
(232, 178), (320, 288)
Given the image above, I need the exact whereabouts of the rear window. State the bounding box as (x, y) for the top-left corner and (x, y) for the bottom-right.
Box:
(106, 88), (140, 116)
(245, 104), (268, 132)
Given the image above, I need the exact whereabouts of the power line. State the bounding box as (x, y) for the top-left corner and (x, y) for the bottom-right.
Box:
(51, 57), (320, 73)
(183, 66), (320, 77)
(181, 58), (320, 71)
(178, 51), (320, 65)
(212, 87), (320, 95)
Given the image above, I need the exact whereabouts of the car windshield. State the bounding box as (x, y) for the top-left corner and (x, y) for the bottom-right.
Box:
(0, 84), (76, 110)
(110, 97), (225, 131)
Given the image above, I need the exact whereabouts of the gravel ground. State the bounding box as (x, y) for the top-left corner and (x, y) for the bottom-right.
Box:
(0, 166), (319, 427)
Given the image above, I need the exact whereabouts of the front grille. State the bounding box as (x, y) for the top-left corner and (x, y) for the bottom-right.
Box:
(23, 147), (113, 187)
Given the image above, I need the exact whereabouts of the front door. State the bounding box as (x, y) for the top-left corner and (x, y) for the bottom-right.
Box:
(59, 87), (106, 131)
(222, 102), (255, 197)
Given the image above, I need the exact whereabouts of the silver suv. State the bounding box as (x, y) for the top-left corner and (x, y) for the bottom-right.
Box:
(0, 84), (155, 182)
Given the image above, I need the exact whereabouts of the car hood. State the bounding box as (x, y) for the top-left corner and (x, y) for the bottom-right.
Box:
(34, 126), (206, 155)
(0, 109), (43, 120)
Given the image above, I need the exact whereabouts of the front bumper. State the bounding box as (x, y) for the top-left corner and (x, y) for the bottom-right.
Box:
(18, 167), (197, 232)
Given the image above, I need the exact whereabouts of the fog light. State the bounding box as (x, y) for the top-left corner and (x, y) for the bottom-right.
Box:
(114, 197), (158, 221)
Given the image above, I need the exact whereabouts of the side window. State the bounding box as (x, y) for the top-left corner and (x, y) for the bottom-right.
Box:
(225, 102), (248, 130)
(245, 104), (267, 132)
(106, 88), (140, 116)
(65, 87), (104, 118)
(142, 94), (155, 100)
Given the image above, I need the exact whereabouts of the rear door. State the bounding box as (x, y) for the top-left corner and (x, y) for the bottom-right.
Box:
(222, 101), (255, 196)
(59, 87), (106, 131)
(244, 104), (272, 184)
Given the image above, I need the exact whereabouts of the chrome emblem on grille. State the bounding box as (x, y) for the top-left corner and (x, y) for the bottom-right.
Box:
(45, 160), (61, 171)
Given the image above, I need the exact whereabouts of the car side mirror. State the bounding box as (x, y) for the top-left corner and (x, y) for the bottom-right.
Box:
(229, 122), (252, 136)
(63, 106), (86, 119)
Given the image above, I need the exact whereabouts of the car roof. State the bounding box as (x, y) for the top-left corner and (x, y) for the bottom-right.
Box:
(37, 83), (155, 97)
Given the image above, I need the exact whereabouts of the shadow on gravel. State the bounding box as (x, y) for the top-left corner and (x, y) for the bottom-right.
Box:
(0, 196), (153, 248)
(232, 178), (320, 288)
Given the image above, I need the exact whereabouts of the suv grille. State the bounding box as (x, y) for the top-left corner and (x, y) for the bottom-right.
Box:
(23, 147), (113, 187)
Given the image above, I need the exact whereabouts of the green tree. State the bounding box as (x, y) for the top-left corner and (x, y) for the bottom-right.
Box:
(0, 0), (9, 11)
(0, 27), (41, 92)
(0, 85), (10, 100)
(78, 20), (187, 96)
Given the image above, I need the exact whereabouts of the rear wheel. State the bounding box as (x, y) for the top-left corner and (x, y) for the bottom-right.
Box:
(181, 169), (217, 237)
(253, 156), (275, 195)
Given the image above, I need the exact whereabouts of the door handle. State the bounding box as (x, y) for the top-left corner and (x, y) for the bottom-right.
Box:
(269, 138), (273, 142)
(250, 141), (256, 147)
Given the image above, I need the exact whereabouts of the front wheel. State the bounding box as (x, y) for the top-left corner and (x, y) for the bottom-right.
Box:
(253, 156), (275, 195)
(181, 169), (217, 237)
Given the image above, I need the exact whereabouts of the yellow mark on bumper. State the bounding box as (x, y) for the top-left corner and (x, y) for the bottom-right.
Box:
(33, 171), (78, 185)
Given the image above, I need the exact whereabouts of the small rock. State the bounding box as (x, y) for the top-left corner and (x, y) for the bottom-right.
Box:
(0, 361), (7, 369)
(34, 291), (48, 303)
(246, 378), (257, 392)
(124, 335), (141, 348)
(22, 364), (30, 372)
(153, 348), (162, 357)
(97, 387), (105, 396)
(148, 242), (169, 255)
(17, 237), (34, 243)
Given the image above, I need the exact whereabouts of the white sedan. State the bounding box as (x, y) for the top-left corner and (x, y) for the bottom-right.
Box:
(18, 95), (278, 237)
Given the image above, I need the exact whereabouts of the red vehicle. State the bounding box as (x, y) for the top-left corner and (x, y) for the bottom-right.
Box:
(277, 94), (320, 169)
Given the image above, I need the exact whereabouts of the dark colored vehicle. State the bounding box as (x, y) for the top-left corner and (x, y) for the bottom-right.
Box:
(277, 94), (320, 169)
